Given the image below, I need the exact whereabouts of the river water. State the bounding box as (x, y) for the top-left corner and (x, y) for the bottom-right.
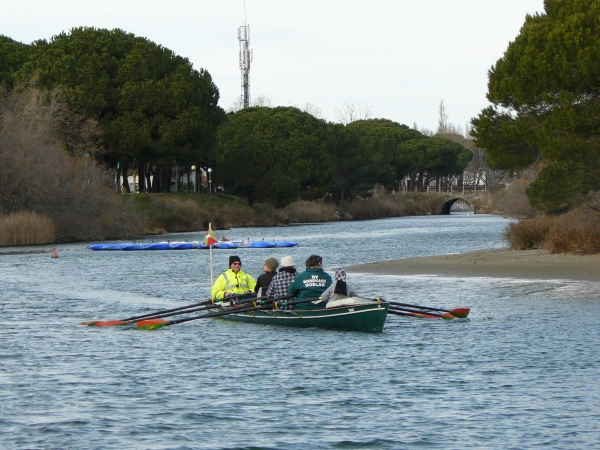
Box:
(1, 214), (599, 449)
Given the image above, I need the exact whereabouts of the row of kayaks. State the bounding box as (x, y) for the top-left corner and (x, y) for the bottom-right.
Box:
(87, 241), (299, 251)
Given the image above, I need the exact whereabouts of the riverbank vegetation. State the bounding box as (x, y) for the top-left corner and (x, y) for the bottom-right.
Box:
(0, 88), (143, 244)
(4, 4), (600, 256)
(471, 0), (600, 254)
(1, 28), (481, 245)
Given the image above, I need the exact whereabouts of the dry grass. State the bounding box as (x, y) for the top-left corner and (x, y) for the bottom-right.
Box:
(131, 193), (281, 233)
(283, 200), (338, 223)
(505, 209), (600, 254)
(0, 211), (56, 246)
(492, 162), (545, 218)
(342, 197), (405, 218)
(544, 210), (600, 254)
(504, 216), (555, 250)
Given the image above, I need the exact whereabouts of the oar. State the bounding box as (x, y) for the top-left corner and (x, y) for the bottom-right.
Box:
(388, 306), (454, 320)
(388, 309), (443, 319)
(137, 295), (314, 331)
(381, 299), (470, 318)
(89, 294), (261, 328)
(81, 292), (257, 327)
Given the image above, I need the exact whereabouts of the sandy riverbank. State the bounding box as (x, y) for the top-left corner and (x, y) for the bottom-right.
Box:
(345, 249), (600, 281)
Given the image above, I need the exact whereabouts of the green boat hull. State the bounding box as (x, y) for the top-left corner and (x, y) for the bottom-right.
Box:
(218, 299), (389, 333)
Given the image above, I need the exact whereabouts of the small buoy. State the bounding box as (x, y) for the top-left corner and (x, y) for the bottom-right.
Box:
(51, 248), (58, 258)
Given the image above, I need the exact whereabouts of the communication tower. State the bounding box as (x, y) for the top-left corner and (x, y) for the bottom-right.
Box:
(238, 13), (252, 108)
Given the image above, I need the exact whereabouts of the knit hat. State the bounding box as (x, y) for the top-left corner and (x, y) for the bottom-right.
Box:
(280, 256), (295, 267)
(334, 269), (347, 281)
(264, 257), (279, 271)
(229, 255), (241, 266)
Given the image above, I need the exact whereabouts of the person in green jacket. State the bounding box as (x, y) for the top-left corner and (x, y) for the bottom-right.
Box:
(211, 255), (256, 300)
(288, 254), (332, 310)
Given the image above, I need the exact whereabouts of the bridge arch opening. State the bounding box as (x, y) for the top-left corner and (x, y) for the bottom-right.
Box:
(441, 198), (474, 215)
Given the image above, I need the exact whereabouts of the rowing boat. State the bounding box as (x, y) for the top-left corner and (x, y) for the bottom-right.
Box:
(218, 297), (388, 332)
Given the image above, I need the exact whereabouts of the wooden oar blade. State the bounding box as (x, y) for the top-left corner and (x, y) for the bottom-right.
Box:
(449, 308), (470, 318)
(137, 319), (169, 331)
(94, 320), (128, 327)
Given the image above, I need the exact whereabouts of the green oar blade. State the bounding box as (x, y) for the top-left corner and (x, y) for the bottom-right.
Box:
(449, 308), (470, 318)
(137, 319), (170, 331)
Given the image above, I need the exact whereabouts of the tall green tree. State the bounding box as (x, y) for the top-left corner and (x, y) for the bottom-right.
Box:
(0, 36), (29, 89)
(396, 136), (472, 190)
(20, 27), (225, 191)
(471, 0), (600, 212)
(216, 107), (335, 207)
(344, 119), (424, 194)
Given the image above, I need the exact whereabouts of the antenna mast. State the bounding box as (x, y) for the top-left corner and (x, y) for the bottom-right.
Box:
(238, 2), (252, 108)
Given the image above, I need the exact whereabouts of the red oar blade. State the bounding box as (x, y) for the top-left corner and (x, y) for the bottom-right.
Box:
(137, 319), (169, 331)
(441, 312), (455, 320)
(449, 308), (470, 319)
(413, 311), (442, 319)
(94, 320), (128, 327)
(80, 321), (99, 326)
(390, 309), (441, 319)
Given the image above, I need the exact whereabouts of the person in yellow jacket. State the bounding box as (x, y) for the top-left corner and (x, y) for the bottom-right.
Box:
(210, 255), (257, 300)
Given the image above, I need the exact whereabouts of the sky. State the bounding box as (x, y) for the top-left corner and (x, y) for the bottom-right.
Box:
(2, 0), (545, 132)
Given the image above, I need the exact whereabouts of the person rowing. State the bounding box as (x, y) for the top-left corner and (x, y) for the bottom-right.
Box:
(287, 254), (332, 310)
(210, 255), (256, 300)
(254, 257), (279, 297)
(266, 256), (297, 309)
(320, 269), (357, 305)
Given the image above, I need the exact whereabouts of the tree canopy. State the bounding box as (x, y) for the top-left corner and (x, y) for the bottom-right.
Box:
(19, 27), (226, 191)
(0, 35), (29, 89)
(471, 0), (600, 212)
(216, 107), (335, 206)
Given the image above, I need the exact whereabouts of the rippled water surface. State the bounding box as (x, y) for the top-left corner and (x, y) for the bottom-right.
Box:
(1, 214), (599, 449)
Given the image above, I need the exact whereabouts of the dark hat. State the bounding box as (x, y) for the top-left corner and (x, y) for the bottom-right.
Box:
(229, 255), (241, 266)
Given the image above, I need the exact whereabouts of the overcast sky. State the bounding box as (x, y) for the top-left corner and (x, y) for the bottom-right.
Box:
(2, 1), (544, 132)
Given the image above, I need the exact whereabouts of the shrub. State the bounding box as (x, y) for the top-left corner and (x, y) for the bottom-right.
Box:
(504, 216), (554, 250)
(544, 209), (600, 254)
(504, 208), (600, 254)
(283, 200), (337, 223)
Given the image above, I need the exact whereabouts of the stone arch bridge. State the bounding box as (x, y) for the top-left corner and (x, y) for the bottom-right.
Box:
(414, 184), (504, 215)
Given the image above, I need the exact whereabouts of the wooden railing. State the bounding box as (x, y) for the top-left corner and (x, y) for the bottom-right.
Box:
(400, 184), (505, 197)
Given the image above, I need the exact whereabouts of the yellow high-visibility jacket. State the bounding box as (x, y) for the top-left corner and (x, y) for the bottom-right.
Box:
(210, 269), (256, 299)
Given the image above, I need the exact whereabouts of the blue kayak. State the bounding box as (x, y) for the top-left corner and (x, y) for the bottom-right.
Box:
(121, 244), (145, 251)
(143, 242), (172, 250)
(195, 242), (239, 249)
(273, 241), (299, 247)
(170, 242), (195, 250)
(88, 243), (128, 251)
(242, 241), (276, 248)
(213, 242), (239, 249)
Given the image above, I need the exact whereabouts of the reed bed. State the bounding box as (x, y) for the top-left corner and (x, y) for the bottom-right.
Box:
(505, 209), (600, 254)
(283, 200), (338, 223)
(0, 211), (56, 246)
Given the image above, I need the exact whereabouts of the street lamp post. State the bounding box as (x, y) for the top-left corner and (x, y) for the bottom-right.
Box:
(191, 165), (197, 193)
(207, 168), (212, 193)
